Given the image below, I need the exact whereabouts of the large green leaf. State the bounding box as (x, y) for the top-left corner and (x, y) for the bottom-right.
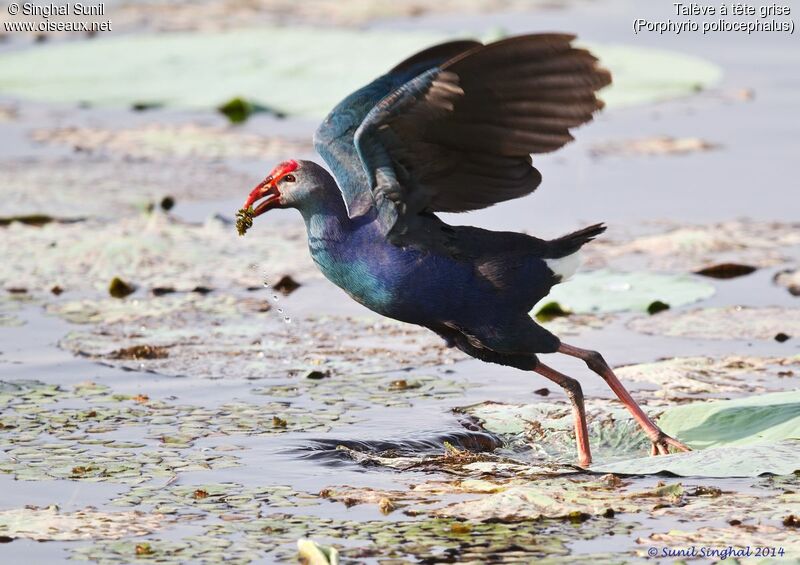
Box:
(462, 392), (800, 477)
(594, 391), (800, 477)
(535, 270), (715, 315)
(0, 28), (721, 116)
(658, 389), (800, 449)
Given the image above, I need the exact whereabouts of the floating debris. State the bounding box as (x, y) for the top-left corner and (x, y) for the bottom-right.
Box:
(775, 269), (800, 296)
(108, 277), (135, 299)
(108, 345), (169, 360)
(534, 301), (571, 322)
(629, 306), (800, 341)
(590, 136), (719, 158)
(646, 300), (670, 315)
(695, 263), (757, 279)
(273, 275), (301, 295)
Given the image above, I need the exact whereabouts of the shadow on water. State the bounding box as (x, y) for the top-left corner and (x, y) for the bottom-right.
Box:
(296, 428), (503, 467)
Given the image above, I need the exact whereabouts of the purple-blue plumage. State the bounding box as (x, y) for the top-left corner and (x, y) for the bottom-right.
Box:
(241, 34), (691, 467)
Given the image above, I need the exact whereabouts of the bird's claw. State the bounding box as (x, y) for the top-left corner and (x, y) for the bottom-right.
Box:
(649, 432), (691, 456)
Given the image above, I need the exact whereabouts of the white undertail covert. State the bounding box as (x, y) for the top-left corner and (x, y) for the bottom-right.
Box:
(545, 251), (582, 283)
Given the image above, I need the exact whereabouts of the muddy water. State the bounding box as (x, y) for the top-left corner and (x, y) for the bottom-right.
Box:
(1, 0), (799, 563)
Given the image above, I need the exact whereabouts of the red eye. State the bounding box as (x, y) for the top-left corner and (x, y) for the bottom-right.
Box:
(284, 174), (296, 183)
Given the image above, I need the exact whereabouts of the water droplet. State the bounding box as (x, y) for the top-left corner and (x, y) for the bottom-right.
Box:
(284, 317), (292, 324)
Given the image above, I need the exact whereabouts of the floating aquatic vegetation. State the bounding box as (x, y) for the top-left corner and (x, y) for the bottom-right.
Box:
(0, 213), (60, 227)
(589, 136), (719, 158)
(30, 124), (311, 161)
(108, 276), (136, 299)
(0, 294), (25, 327)
(112, 482), (315, 516)
(0, 378), (360, 485)
(58, 300), (461, 380)
(108, 344), (169, 360)
(534, 301), (571, 322)
(596, 441), (799, 478)
(235, 207), (254, 236)
(655, 390), (800, 450)
(104, 0), (599, 32)
(641, 525), (800, 559)
(49, 294), (268, 325)
(0, 104), (17, 121)
(534, 270), (715, 315)
(537, 312), (612, 337)
(254, 373), (469, 409)
(0, 215), (316, 297)
(588, 220), (800, 272)
(457, 392), (800, 478)
(694, 262), (758, 279)
(70, 512), (635, 564)
(0, 158), (259, 220)
(775, 268), (800, 296)
(460, 399), (649, 466)
(432, 479), (685, 522)
(629, 306), (800, 341)
(614, 355), (800, 400)
(646, 300), (670, 315)
(217, 97), (286, 123)
(272, 275), (301, 295)
(0, 506), (168, 541)
(0, 28), (720, 116)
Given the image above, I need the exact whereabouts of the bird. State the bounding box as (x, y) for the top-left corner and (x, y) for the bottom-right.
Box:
(239, 33), (690, 467)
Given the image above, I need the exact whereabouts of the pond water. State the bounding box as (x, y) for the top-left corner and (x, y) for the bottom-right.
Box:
(1, 0), (798, 563)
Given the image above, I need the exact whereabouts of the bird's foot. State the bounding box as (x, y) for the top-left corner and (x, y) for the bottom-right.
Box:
(649, 431), (691, 456)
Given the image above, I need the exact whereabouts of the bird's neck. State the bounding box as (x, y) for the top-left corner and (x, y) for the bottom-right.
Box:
(297, 184), (353, 243)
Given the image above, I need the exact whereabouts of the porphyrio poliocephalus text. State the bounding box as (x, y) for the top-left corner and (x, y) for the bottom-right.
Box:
(239, 34), (690, 466)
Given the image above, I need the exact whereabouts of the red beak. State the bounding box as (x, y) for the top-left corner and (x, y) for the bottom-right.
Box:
(243, 178), (280, 217)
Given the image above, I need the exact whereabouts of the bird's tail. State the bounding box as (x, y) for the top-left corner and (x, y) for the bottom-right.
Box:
(547, 223), (606, 258)
(543, 223), (606, 282)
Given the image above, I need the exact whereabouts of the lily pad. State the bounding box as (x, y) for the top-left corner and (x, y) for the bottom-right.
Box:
(434, 479), (682, 522)
(588, 220), (800, 272)
(0, 378), (358, 485)
(535, 270), (714, 315)
(459, 391), (800, 477)
(105, 0), (599, 32)
(0, 158), (259, 220)
(641, 525), (800, 559)
(594, 391), (800, 477)
(615, 355), (800, 400)
(0, 506), (167, 541)
(595, 441), (799, 478)
(112, 482), (314, 515)
(71, 512), (634, 564)
(657, 390), (800, 450)
(590, 136), (718, 158)
(0, 28), (721, 117)
(57, 295), (462, 381)
(629, 306), (800, 341)
(775, 268), (800, 296)
(0, 215), (316, 296)
(31, 124), (311, 161)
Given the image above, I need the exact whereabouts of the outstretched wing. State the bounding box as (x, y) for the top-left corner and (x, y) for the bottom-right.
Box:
(353, 34), (611, 236)
(313, 40), (481, 218)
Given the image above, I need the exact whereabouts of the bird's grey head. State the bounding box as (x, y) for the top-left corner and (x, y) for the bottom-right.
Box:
(242, 159), (334, 218)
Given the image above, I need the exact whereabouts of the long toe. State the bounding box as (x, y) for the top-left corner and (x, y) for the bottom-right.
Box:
(650, 433), (691, 456)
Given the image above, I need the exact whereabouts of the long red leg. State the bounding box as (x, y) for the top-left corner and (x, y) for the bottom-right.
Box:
(558, 343), (690, 455)
(533, 361), (592, 467)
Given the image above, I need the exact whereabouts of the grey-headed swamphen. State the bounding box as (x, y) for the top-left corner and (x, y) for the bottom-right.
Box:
(240, 34), (690, 466)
